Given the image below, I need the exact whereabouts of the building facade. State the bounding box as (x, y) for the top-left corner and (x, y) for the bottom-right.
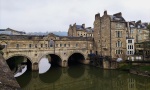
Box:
(128, 20), (149, 43)
(126, 38), (135, 55)
(93, 11), (127, 60)
(68, 23), (93, 37)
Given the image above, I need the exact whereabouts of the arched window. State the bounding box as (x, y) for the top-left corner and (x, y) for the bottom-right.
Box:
(49, 39), (54, 47)
(116, 41), (122, 47)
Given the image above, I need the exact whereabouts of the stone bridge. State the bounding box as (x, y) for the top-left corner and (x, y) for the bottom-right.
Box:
(0, 33), (94, 70)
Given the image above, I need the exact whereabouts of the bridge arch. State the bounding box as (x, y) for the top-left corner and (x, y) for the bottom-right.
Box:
(67, 51), (86, 60)
(38, 53), (63, 67)
(5, 54), (33, 71)
(5, 54), (33, 64)
(67, 52), (86, 66)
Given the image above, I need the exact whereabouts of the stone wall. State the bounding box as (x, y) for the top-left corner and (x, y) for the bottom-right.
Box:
(0, 54), (20, 89)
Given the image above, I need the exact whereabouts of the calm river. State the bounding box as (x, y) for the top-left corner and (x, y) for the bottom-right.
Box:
(15, 58), (150, 90)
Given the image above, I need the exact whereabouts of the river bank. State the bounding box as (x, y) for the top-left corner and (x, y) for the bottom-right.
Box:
(118, 62), (150, 77)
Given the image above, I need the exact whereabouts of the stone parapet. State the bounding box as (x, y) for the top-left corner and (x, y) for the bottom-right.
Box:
(0, 54), (20, 89)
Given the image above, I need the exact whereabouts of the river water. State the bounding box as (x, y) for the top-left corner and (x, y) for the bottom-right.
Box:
(15, 58), (150, 90)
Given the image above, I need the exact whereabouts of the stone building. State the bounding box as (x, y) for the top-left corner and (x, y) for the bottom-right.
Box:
(0, 28), (26, 35)
(68, 23), (93, 37)
(0, 33), (93, 70)
(93, 11), (127, 60)
(128, 20), (149, 43)
(126, 20), (149, 60)
(1, 10), (150, 70)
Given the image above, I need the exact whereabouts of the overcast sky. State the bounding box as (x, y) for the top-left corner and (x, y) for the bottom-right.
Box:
(0, 0), (150, 32)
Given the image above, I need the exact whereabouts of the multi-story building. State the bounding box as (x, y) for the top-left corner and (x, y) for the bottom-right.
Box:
(128, 20), (149, 43)
(68, 23), (93, 37)
(93, 11), (127, 60)
(127, 21), (150, 60)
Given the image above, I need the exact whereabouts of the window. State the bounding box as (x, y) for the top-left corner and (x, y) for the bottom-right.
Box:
(64, 44), (66, 47)
(16, 44), (19, 48)
(68, 44), (70, 47)
(128, 51), (129, 55)
(76, 43), (78, 47)
(35, 54), (37, 56)
(138, 30), (141, 33)
(29, 44), (32, 48)
(60, 44), (62, 47)
(45, 44), (47, 47)
(130, 45), (132, 49)
(116, 50), (123, 54)
(128, 40), (132, 43)
(130, 51), (132, 54)
(41, 44), (43, 48)
(35, 44), (37, 48)
(116, 41), (122, 47)
(49, 39), (54, 47)
(130, 29), (134, 34)
(116, 31), (122, 38)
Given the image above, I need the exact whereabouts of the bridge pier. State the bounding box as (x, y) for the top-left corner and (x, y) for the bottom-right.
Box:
(61, 60), (68, 67)
(32, 63), (39, 71)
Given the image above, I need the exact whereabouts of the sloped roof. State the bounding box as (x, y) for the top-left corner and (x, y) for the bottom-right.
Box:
(76, 25), (84, 30)
(135, 20), (148, 29)
(109, 12), (126, 22)
(85, 28), (93, 33)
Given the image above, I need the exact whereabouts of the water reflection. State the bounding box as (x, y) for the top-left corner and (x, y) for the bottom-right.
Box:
(39, 67), (62, 83)
(14, 65), (27, 77)
(16, 70), (32, 88)
(39, 57), (51, 74)
(16, 65), (150, 90)
(68, 64), (85, 78)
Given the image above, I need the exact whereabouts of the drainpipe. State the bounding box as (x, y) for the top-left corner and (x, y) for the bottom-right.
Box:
(110, 20), (112, 68)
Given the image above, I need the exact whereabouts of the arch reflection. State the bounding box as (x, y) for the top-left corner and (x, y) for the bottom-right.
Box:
(68, 65), (85, 78)
(16, 70), (32, 88)
(39, 67), (62, 83)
